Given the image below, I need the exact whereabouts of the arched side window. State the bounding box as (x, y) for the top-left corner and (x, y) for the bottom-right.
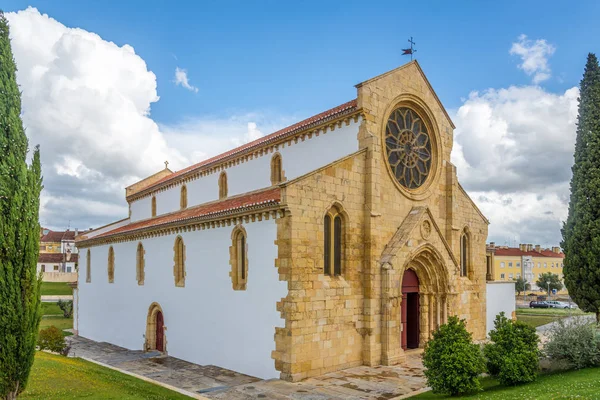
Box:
(219, 171), (228, 199)
(136, 242), (145, 285)
(108, 246), (115, 283)
(180, 185), (188, 209)
(270, 153), (284, 185)
(323, 206), (345, 276)
(173, 236), (186, 287)
(151, 196), (157, 217)
(229, 226), (248, 290)
(86, 249), (91, 283)
(460, 229), (470, 277)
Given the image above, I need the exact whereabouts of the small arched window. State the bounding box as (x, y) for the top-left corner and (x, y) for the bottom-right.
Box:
(180, 185), (188, 209)
(108, 246), (115, 283)
(219, 171), (228, 199)
(136, 242), (145, 285)
(229, 226), (248, 290)
(173, 236), (186, 287)
(86, 249), (91, 283)
(460, 229), (469, 277)
(324, 206), (344, 276)
(151, 196), (157, 217)
(270, 153), (284, 185)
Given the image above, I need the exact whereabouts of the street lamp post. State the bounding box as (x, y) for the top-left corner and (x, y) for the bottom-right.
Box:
(547, 282), (550, 299)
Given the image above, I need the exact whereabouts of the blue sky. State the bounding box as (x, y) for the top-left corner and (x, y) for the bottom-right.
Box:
(4, 0), (598, 123)
(3, 1), (597, 245)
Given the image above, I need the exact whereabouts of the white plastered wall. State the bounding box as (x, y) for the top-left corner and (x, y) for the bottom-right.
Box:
(129, 119), (360, 222)
(486, 281), (516, 335)
(77, 219), (286, 379)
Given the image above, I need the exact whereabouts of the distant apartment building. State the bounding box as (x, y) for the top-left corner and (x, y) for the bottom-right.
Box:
(486, 243), (565, 292)
(38, 228), (79, 281)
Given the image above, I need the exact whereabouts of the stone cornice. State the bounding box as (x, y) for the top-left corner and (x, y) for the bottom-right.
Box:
(126, 111), (362, 203)
(77, 203), (288, 248)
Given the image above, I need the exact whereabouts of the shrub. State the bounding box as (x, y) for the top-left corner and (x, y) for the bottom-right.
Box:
(544, 317), (600, 369)
(423, 316), (485, 396)
(37, 326), (66, 353)
(484, 312), (539, 385)
(57, 299), (73, 318)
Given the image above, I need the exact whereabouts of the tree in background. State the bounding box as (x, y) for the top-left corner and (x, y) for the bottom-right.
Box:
(514, 277), (530, 296)
(535, 272), (563, 294)
(0, 11), (43, 400)
(562, 53), (600, 324)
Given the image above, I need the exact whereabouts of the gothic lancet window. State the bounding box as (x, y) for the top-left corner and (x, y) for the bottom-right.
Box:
(323, 206), (344, 276)
(219, 171), (228, 199)
(108, 246), (115, 283)
(229, 226), (248, 290)
(86, 249), (91, 283)
(173, 236), (186, 287)
(270, 153), (283, 185)
(385, 107), (432, 189)
(180, 185), (188, 209)
(151, 196), (157, 217)
(136, 242), (145, 285)
(460, 229), (469, 277)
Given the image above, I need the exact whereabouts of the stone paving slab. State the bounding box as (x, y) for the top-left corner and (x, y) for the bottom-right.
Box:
(66, 336), (427, 399)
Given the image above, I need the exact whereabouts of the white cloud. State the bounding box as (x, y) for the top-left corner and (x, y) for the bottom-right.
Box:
(174, 67), (198, 93)
(6, 7), (287, 230)
(510, 34), (556, 83)
(452, 85), (579, 245)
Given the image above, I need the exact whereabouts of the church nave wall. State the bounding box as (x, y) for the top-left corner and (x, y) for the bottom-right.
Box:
(128, 119), (361, 222)
(77, 218), (286, 379)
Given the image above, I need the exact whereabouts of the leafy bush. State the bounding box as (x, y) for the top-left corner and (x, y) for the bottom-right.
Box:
(544, 317), (600, 369)
(423, 316), (485, 396)
(484, 312), (539, 385)
(57, 299), (73, 318)
(37, 326), (66, 353)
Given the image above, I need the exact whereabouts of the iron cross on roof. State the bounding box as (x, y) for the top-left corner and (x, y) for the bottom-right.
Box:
(402, 37), (417, 61)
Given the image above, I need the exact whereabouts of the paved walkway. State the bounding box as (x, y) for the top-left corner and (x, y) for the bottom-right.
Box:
(67, 336), (427, 399)
(41, 295), (73, 302)
(536, 314), (595, 335)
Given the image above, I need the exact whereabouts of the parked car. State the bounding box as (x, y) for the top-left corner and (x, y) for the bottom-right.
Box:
(529, 301), (551, 308)
(545, 301), (575, 309)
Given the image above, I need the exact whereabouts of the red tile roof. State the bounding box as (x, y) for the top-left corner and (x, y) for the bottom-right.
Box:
(87, 187), (281, 242)
(493, 247), (564, 258)
(40, 230), (76, 243)
(38, 253), (79, 263)
(130, 100), (358, 199)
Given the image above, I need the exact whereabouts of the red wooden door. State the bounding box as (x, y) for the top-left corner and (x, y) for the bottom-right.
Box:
(156, 311), (164, 352)
(401, 269), (420, 350)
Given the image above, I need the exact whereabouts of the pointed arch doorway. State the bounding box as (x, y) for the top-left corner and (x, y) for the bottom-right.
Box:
(401, 269), (420, 350)
(146, 303), (166, 353)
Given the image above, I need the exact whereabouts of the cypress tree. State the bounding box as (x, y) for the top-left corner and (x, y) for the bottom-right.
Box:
(0, 11), (43, 400)
(562, 53), (600, 324)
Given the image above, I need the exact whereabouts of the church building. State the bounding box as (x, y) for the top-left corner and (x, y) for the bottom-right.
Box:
(75, 61), (489, 382)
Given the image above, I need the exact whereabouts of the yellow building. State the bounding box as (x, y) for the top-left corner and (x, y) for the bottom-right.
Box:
(40, 228), (77, 254)
(486, 243), (565, 292)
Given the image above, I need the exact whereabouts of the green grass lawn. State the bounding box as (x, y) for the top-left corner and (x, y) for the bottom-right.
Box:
(516, 307), (587, 316)
(41, 302), (62, 316)
(414, 367), (600, 399)
(40, 316), (72, 332)
(516, 314), (559, 328)
(21, 352), (191, 400)
(40, 282), (73, 296)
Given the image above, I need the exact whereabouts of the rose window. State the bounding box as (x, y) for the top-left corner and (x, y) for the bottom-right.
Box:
(385, 107), (432, 189)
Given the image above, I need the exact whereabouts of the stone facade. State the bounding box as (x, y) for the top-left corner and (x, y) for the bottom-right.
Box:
(273, 62), (488, 381)
(75, 61), (488, 383)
